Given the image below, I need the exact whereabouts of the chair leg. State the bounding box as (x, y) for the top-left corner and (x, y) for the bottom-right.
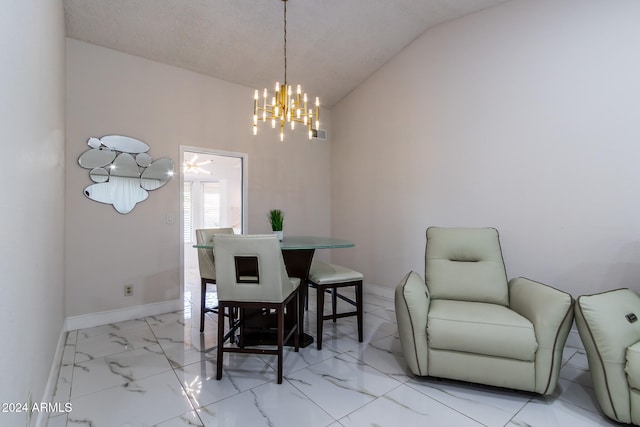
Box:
(216, 304), (225, 380)
(356, 281), (363, 342)
(200, 279), (207, 333)
(305, 283), (309, 311)
(237, 308), (245, 348)
(332, 288), (337, 322)
(317, 284), (325, 350)
(225, 307), (235, 345)
(294, 291), (300, 352)
(277, 305), (284, 384)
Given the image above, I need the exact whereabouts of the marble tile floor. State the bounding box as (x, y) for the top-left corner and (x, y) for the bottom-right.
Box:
(46, 286), (622, 427)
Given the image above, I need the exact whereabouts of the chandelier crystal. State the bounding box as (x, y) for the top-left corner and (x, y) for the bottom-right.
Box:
(252, 0), (319, 142)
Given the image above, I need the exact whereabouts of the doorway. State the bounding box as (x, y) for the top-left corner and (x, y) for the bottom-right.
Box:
(180, 146), (247, 316)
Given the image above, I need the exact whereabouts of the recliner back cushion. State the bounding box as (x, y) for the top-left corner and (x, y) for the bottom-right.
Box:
(425, 227), (509, 306)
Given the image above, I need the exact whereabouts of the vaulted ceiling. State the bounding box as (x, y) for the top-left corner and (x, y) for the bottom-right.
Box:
(64, 0), (511, 107)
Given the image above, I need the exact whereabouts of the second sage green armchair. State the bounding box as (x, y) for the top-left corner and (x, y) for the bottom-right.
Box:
(395, 227), (574, 394)
(575, 288), (640, 424)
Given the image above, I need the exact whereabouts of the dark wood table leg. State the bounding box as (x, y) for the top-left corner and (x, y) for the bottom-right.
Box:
(240, 248), (316, 348)
(282, 249), (315, 348)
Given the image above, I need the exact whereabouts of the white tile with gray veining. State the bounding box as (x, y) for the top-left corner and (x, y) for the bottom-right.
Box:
(362, 292), (398, 323)
(285, 352), (402, 419)
(155, 410), (204, 427)
(46, 287), (615, 427)
(71, 344), (172, 398)
(559, 360), (593, 388)
(175, 354), (275, 409)
(197, 380), (335, 427)
(406, 376), (531, 427)
(507, 398), (622, 427)
(257, 345), (314, 376)
(50, 331), (78, 406)
(67, 370), (195, 426)
(74, 323), (158, 362)
(339, 383), (483, 426)
(151, 320), (217, 368)
(346, 334), (412, 383)
(551, 377), (602, 414)
(75, 318), (149, 341)
(146, 310), (192, 328)
(566, 350), (590, 370)
(45, 413), (68, 427)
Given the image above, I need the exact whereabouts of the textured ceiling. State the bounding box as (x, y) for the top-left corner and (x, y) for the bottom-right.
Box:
(64, 0), (511, 107)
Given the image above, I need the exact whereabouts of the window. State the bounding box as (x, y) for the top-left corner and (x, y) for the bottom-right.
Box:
(183, 181), (193, 242)
(202, 182), (221, 228)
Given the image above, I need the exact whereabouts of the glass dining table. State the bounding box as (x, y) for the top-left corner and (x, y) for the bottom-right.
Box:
(193, 235), (355, 347)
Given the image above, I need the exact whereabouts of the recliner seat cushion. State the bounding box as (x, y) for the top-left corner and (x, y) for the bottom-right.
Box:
(428, 299), (538, 361)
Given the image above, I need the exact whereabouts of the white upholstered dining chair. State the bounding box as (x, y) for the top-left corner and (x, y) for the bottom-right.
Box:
(307, 261), (363, 350)
(195, 227), (235, 332)
(213, 234), (300, 384)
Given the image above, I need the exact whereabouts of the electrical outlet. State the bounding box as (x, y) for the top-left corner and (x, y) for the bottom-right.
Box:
(124, 285), (134, 296)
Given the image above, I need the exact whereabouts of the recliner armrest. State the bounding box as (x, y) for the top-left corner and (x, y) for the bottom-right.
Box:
(395, 271), (430, 376)
(509, 277), (574, 394)
(510, 277), (573, 342)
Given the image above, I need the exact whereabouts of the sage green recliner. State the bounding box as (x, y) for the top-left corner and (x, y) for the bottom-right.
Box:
(575, 289), (640, 424)
(395, 227), (574, 394)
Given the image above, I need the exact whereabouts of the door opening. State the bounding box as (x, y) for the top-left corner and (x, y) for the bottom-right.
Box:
(180, 146), (247, 318)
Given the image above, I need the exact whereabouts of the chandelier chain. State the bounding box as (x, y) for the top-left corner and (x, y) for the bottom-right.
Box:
(283, 0), (287, 85)
(252, 0), (319, 141)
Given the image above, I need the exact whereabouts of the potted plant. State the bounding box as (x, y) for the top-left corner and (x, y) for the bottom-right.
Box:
(268, 209), (285, 241)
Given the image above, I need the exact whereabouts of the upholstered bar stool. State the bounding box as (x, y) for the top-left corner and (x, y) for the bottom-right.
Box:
(214, 234), (300, 384)
(307, 261), (363, 350)
(195, 227), (235, 332)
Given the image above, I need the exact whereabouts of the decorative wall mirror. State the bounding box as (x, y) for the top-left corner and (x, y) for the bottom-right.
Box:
(78, 135), (174, 214)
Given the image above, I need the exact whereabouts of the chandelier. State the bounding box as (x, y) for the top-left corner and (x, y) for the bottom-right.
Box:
(252, 0), (319, 142)
(183, 154), (212, 174)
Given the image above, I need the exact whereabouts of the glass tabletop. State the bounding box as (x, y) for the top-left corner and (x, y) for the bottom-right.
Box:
(193, 235), (354, 250)
(280, 235), (354, 250)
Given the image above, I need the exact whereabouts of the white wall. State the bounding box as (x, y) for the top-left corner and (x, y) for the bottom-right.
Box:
(0, 1), (66, 425)
(66, 39), (331, 317)
(331, 0), (640, 297)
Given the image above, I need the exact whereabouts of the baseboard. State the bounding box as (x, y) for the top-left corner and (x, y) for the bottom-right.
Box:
(64, 299), (182, 332)
(35, 327), (67, 427)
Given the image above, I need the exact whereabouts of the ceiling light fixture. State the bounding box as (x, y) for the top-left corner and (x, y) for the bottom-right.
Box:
(183, 155), (212, 174)
(252, 0), (319, 142)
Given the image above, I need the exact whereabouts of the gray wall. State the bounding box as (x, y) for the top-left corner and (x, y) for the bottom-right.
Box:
(0, 1), (66, 425)
(331, 0), (640, 297)
(65, 39), (332, 317)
